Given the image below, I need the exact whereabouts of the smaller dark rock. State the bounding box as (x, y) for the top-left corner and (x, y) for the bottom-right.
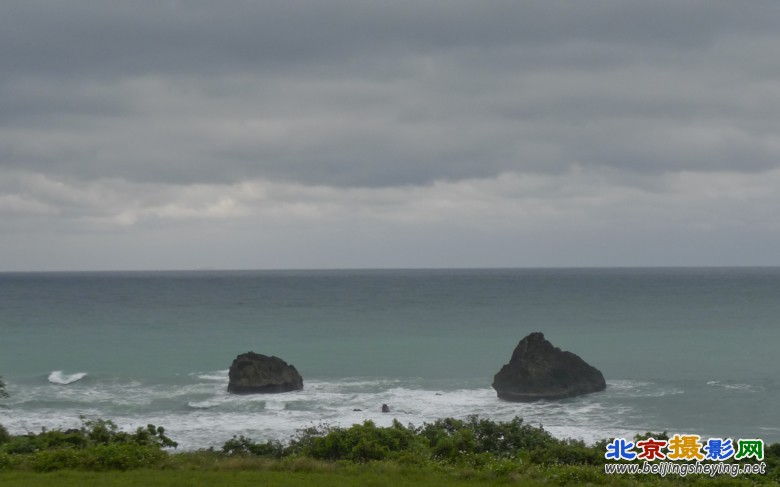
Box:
(227, 352), (303, 394)
(381, 404), (390, 413)
(353, 408), (362, 412)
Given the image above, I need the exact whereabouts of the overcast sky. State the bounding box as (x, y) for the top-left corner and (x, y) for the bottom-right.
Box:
(1, 0), (779, 271)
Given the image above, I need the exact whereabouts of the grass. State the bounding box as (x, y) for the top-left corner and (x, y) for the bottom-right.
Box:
(0, 466), (538, 487)
(1, 458), (770, 487)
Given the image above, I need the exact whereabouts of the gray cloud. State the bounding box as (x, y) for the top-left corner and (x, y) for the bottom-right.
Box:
(4, 1), (779, 76)
(2, 1), (780, 269)
(3, 1), (780, 187)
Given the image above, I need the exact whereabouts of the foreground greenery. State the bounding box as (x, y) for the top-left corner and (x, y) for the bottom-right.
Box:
(1, 415), (778, 486)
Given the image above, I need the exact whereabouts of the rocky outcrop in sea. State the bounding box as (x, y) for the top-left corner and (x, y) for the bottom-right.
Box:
(227, 352), (303, 394)
(492, 332), (606, 401)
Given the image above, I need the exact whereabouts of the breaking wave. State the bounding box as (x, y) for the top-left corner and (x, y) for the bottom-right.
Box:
(706, 380), (759, 392)
(2, 374), (770, 451)
(48, 371), (88, 385)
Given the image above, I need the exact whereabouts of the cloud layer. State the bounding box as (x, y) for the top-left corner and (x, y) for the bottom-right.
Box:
(2, 1), (779, 269)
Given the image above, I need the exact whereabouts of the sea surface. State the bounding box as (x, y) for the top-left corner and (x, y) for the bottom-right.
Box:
(1, 268), (778, 450)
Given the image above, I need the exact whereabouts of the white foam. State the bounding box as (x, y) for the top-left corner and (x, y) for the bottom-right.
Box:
(193, 370), (229, 382)
(0, 374), (692, 450)
(606, 379), (684, 398)
(48, 371), (88, 385)
(706, 380), (758, 392)
(187, 400), (220, 410)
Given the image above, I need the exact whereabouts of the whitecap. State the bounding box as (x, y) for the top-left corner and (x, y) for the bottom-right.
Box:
(193, 370), (229, 382)
(706, 380), (758, 392)
(605, 380), (683, 398)
(48, 371), (88, 385)
(264, 400), (287, 411)
(187, 400), (219, 410)
(5, 375), (729, 451)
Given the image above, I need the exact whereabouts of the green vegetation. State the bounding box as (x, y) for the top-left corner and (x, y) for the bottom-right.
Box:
(0, 376), (8, 446)
(1, 415), (778, 486)
(0, 417), (175, 472)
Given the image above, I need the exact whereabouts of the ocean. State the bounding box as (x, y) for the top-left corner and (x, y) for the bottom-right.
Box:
(1, 268), (778, 450)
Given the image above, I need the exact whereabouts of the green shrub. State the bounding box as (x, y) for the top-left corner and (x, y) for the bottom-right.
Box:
(129, 424), (178, 449)
(82, 443), (167, 471)
(0, 452), (11, 470)
(30, 448), (84, 472)
(225, 415), (604, 467)
(222, 436), (284, 458)
(466, 416), (557, 454)
(429, 428), (477, 460)
(79, 418), (177, 449)
(0, 418), (177, 455)
(3, 435), (41, 454)
(350, 436), (388, 462)
(292, 420), (424, 462)
(0, 417), (177, 473)
(419, 415), (563, 461)
(528, 438), (601, 466)
(38, 430), (88, 450)
(27, 444), (167, 472)
(0, 424), (10, 445)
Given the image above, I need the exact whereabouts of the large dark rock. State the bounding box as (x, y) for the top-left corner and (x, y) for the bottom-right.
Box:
(492, 332), (606, 401)
(227, 352), (303, 394)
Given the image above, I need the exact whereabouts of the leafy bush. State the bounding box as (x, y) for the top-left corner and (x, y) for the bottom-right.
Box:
(0, 417), (176, 471)
(0, 418), (177, 456)
(419, 415), (570, 461)
(27, 444), (168, 472)
(0, 424), (10, 445)
(82, 443), (168, 471)
(29, 448), (84, 472)
(469, 416), (556, 454)
(79, 418), (178, 449)
(528, 438), (601, 466)
(221, 436), (284, 458)
(428, 427), (477, 460)
(0, 375), (8, 445)
(287, 420), (425, 462)
(220, 416), (604, 466)
(3, 435), (43, 454)
(0, 452), (11, 470)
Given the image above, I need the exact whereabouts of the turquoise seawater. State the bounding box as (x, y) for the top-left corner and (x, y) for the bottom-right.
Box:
(1, 268), (778, 449)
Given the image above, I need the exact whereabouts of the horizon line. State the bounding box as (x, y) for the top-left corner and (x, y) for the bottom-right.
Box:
(2, 264), (779, 274)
